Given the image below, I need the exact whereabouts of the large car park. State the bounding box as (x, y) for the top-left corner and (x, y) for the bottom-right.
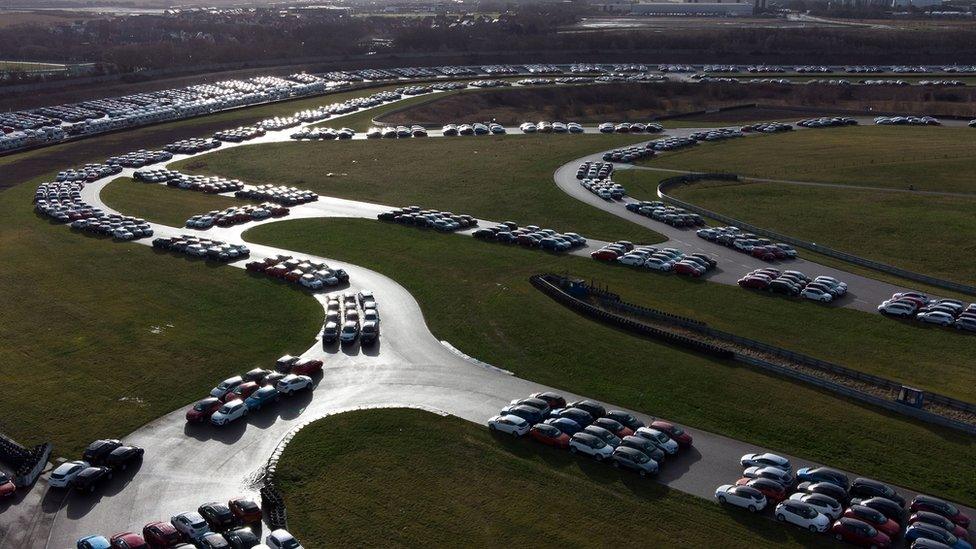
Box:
(738, 268), (847, 303)
(245, 253), (349, 291)
(488, 393), (692, 478)
(717, 452), (972, 549)
(471, 221), (586, 252)
(377, 205), (478, 232)
(590, 240), (716, 277)
(878, 292), (975, 332)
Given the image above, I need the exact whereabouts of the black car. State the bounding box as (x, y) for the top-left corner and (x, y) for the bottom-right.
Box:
(909, 511), (962, 535)
(360, 321), (379, 345)
(199, 502), (240, 532)
(592, 417), (628, 436)
(197, 532), (231, 549)
(610, 446), (658, 476)
(83, 439), (122, 465)
(263, 372), (287, 387)
(104, 445), (144, 471)
(334, 269), (349, 283)
(769, 279), (800, 296)
(850, 478), (905, 506)
(71, 466), (112, 492)
(618, 436), (666, 463)
(605, 410), (645, 431)
(569, 400), (606, 419)
(242, 368), (272, 384)
(797, 481), (848, 504)
(503, 404), (544, 425)
(553, 407), (594, 427)
(855, 496), (907, 525)
(222, 527), (260, 549)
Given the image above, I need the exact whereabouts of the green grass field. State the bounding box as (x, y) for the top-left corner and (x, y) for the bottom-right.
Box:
(669, 179), (976, 285)
(0, 180), (321, 455)
(246, 218), (975, 505)
(101, 178), (255, 227)
(171, 135), (666, 243)
(642, 126), (976, 193)
(276, 409), (832, 548)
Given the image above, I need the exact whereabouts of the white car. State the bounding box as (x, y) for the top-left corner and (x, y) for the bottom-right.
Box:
(598, 122), (615, 133)
(487, 414), (530, 437)
(775, 500), (831, 532)
(643, 258), (673, 272)
(172, 511), (211, 540)
(211, 400), (248, 426)
(266, 529), (303, 549)
(715, 484), (767, 512)
(276, 374), (312, 395)
(877, 299), (917, 317)
(210, 376), (244, 399)
(801, 287), (833, 303)
(299, 274), (323, 290)
(634, 427), (679, 455)
(740, 452), (791, 472)
(788, 492), (842, 519)
(49, 460), (89, 488)
(617, 254), (647, 267)
(917, 310), (954, 326)
(568, 432), (615, 460)
(814, 276), (847, 295)
(742, 465), (792, 486)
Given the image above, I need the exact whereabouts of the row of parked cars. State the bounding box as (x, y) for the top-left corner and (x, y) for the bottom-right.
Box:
(164, 138), (223, 155)
(716, 451), (971, 549)
(591, 240), (716, 276)
(603, 144), (655, 163)
(141, 171), (246, 194)
(106, 149), (173, 168)
(741, 122), (794, 133)
(49, 439), (145, 494)
(696, 226), (799, 261)
(519, 121), (583, 134)
(598, 122), (665, 134)
(152, 235), (251, 262)
(576, 161), (613, 180)
(71, 214), (154, 242)
(77, 500), (303, 549)
(797, 117), (859, 129)
(57, 163), (122, 183)
(878, 291), (976, 332)
(186, 203), (289, 229)
(874, 116), (941, 126)
(580, 177), (626, 200)
(245, 254), (349, 290)
(322, 290), (379, 346)
(213, 125), (266, 142)
(366, 125), (428, 139)
(471, 222), (587, 252)
(289, 126), (357, 140)
(690, 127), (744, 142)
(188, 355), (323, 428)
(488, 393), (692, 478)
(377, 205), (478, 232)
(234, 184), (318, 206)
(443, 122), (505, 136)
(738, 268), (848, 303)
(649, 136), (698, 151)
(626, 200), (705, 227)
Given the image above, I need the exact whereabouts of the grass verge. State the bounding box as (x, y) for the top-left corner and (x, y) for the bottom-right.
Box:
(247, 218), (976, 505)
(171, 135), (667, 243)
(276, 408), (832, 548)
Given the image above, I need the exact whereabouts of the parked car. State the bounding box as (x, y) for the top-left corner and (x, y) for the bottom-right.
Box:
(528, 423), (570, 448)
(605, 410), (644, 431)
(199, 502), (239, 532)
(49, 460), (90, 489)
(77, 536), (111, 549)
(223, 527), (261, 549)
(72, 466), (113, 493)
(83, 439), (122, 465)
(830, 517), (891, 548)
(715, 484), (767, 512)
(211, 400), (248, 426)
(909, 512), (970, 540)
(850, 478), (904, 506)
(530, 391), (566, 409)
(911, 495), (971, 528)
(210, 376), (245, 399)
(737, 477), (788, 503)
(740, 452), (791, 472)
(904, 523), (971, 549)
(650, 420), (693, 448)
(276, 374), (313, 395)
(798, 481), (849, 505)
(142, 522), (182, 548)
(634, 427), (678, 455)
(171, 511), (212, 541)
(775, 500), (832, 532)
(844, 505), (902, 539)
(796, 466), (849, 489)
(228, 497), (263, 525)
(487, 414), (530, 437)
(609, 446), (659, 477)
(853, 497), (907, 526)
(544, 417), (583, 436)
(244, 385), (280, 410)
(109, 532), (148, 549)
(568, 432), (614, 460)
(789, 492), (843, 519)
(104, 445), (144, 471)
(266, 529), (303, 549)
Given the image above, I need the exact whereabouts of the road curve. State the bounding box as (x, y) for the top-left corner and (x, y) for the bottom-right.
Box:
(4, 101), (972, 548)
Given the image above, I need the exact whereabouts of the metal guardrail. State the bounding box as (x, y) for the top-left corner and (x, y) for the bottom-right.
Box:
(657, 174), (976, 297)
(534, 274), (976, 435)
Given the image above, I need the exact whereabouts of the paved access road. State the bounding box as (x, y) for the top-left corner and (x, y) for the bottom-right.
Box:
(4, 101), (971, 548)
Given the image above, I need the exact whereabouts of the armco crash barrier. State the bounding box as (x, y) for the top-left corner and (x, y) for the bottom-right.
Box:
(657, 174), (976, 297)
(533, 273), (976, 436)
(530, 274), (734, 360)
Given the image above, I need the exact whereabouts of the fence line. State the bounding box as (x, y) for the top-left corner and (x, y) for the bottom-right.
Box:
(656, 174), (976, 296)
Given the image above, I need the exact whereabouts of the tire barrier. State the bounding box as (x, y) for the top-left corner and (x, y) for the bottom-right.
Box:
(530, 274), (734, 360)
(260, 484), (288, 531)
(657, 174), (976, 297)
(534, 273), (976, 435)
(0, 433), (52, 487)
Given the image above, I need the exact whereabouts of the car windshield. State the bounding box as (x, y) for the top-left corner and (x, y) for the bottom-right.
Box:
(799, 506), (817, 519)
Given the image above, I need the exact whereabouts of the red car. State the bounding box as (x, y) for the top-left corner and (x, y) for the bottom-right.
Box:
(245, 261), (268, 273)
(751, 246), (777, 261)
(185, 398), (222, 423)
(908, 512), (969, 540)
(674, 262), (704, 277)
(910, 495), (971, 528)
(110, 532), (149, 549)
(528, 423), (570, 449)
(223, 381), (260, 403)
(650, 420), (692, 448)
(228, 497), (263, 524)
(0, 473), (15, 498)
(531, 391), (566, 409)
(290, 359), (323, 376)
(142, 521), (182, 548)
(590, 249), (620, 261)
(755, 268), (781, 278)
(843, 505), (901, 539)
(738, 276), (770, 290)
(592, 418), (634, 439)
(830, 518), (891, 548)
(736, 477), (786, 503)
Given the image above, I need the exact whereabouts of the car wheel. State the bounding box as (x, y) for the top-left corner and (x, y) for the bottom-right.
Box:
(488, 424), (496, 432)
(639, 470), (646, 478)
(808, 525), (818, 532)
(718, 496), (726, 504)
(510, 430), (518, 438)
(834, 534), (843, 542)
(776, 514), (785, 522)
(748, 505), (756, 512)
